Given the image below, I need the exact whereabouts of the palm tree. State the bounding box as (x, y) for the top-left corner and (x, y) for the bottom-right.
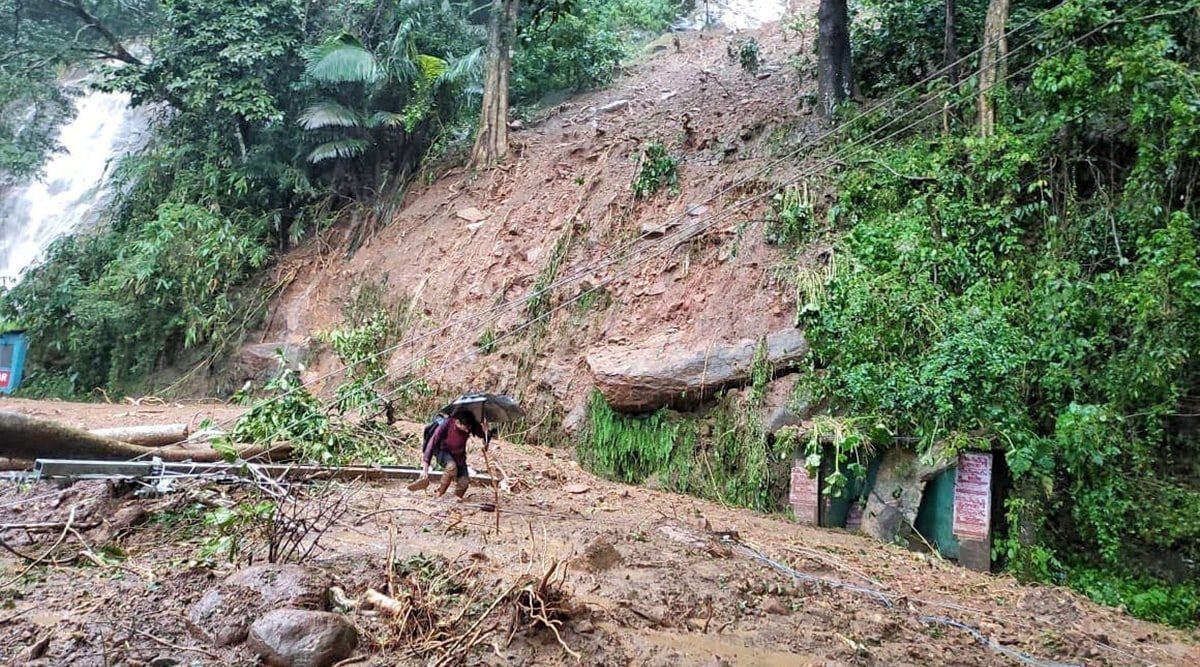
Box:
(300, 25), (483, 197)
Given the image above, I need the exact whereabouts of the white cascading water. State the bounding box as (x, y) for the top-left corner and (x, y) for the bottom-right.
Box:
(0, 89), (148, 286)
(683, 0), (792, 30)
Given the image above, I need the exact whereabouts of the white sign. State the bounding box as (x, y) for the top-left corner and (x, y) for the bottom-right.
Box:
(953, 453), (992, 540)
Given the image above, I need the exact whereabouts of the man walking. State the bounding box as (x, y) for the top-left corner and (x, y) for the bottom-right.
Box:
(408, 415), (489, 499)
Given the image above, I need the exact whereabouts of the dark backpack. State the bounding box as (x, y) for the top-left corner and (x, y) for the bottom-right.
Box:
(422, 415), (447, 451)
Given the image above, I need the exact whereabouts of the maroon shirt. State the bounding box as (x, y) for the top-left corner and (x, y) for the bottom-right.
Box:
(423, 418), (470, 464)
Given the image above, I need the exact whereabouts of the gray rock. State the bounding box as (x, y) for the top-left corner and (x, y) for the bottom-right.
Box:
(189, 565), (332, 646)
(247, 609), (358, 667)
(762, 406), (801, 436)
(860, 448), (924, 546)
(561, 401), (589, 436)
(237, 342), (307, 384)
(598, 99), (630, 113)
(586, 329), (808, 412)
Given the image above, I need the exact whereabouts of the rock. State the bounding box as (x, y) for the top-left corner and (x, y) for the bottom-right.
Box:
(237, 342), (308, 384)
(455, 207), (488, 223)
(762, 406), (801, 436)
(586, 329), (808, 412)
(860, 448), (923, 546)
(579, 537), (623, 571)
(598, 99), (630, 113)
(640, 219), (677, 238)
(686, 204), (708, 216)
(189, 565), (332, 647)
(247, 609), (357, 667)
(761, 596), (789, 615)
(561, 401), (589, 435)
(563, 483), (590, 494)
(148, 657), (180, 667)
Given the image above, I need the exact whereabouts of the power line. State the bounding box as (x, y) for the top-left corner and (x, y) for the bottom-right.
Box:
(230, 3), (1118, 447)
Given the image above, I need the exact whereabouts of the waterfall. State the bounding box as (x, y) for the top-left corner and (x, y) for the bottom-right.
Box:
(680, 0), (791, 31)
(0, 89), (149, 286)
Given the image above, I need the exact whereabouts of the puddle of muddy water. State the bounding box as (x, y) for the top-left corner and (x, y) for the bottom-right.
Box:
(635, 626), (819, 666)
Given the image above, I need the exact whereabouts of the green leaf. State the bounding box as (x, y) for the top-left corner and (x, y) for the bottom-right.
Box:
(299, 102), (363, 130)
(306, 33), (381, 84)
(306, 139), (368, 164)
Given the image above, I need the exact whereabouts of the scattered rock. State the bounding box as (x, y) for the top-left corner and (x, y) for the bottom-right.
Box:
(761, 596), (790, 615)
(247, 609), (358, 667)
(455, 207), (489, 223)
(563, 483), (590, 494)
(189, 565), (332, 646)
(89, 503), (149, 543)
(579, 536), (623, 571)
(598, 99), (630, 113)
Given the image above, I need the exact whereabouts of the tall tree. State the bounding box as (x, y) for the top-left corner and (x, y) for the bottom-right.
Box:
(816, 0), (852, 119)
(471, 0), (518, 168)
(944, 0), (958, 85)
(977, 0), (1009, 137)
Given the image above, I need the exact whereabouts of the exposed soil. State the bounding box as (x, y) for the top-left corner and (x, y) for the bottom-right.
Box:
(1, 404), (1197, 666)
(257, 6), (825, 418)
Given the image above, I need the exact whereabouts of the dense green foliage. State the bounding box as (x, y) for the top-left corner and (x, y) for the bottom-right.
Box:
(579, 341), (794, 512)
(0, 1), (152, 183)
(797, 0), (1200, 625)
(1, 0), (687, 397)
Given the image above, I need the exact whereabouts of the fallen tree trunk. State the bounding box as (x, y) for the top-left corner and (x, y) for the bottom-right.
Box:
(89, 424), (190, 447)
(0, 411), (283, 463)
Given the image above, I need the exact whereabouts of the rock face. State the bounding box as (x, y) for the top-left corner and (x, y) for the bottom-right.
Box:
(188, 565), (332, 646)
(247, 609), (358, 667)
(586, 329), (808, 412)
(237, 341), (308, 384)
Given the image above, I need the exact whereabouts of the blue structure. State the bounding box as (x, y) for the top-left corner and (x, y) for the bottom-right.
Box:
(0, 330), (29, 394)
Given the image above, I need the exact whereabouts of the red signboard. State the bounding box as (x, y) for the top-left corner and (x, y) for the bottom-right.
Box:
(0, 370), (9, 388)
(790, 464), (820, 525)
(952, 453), (992, 540)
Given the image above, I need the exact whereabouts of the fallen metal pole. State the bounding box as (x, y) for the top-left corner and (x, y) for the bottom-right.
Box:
(25, 459), (492, 484)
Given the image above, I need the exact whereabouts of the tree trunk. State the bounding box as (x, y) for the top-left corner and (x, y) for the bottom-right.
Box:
(0, 411), (285, 463)
(470, 0), (519, 168)
(89, 424), (190, 447)
(978, 0), (1010, 137)
(944, 0), (958, 85)
(816, 0), (853, 119)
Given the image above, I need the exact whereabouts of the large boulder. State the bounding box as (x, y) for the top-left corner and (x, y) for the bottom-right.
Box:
(247, 609), (358, 667)
(586, 329), (808, 412)
(188, 565), (332, 646)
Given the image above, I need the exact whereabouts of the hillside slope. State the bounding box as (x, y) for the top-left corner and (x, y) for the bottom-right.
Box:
(261, 18), (820, 425)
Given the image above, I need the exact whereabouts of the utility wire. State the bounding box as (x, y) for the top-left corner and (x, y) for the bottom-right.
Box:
(227, 2), (1118, 448)
(364, 4), (1127, 412)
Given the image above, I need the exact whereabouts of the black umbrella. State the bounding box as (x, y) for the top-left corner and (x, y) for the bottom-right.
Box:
(438, 393), (525, 425)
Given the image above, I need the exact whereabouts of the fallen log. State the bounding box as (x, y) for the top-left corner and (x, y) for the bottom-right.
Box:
(0, 411), (282, 463)
(88, 423), (189, 447)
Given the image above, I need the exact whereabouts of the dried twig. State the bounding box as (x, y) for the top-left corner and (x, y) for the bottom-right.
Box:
(0, 506), (76, 588)
(131, 627), (220, 660)
(0, 535), (38, 562)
